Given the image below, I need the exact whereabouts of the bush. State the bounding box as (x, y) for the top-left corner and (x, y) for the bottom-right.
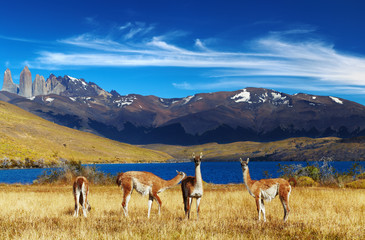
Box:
(357, 172), (365, 180)
(345, 179), (365, 189)
(0, 157), (51, 169)
(277, 163), (303, 179)
(347, 162), (363, 177)
(296, 176), (319, 187)
(35, 160), (115, 185)
(337, 175), (354, 188)
(298, 165), (320, 181)
(278, 157), (339, 186)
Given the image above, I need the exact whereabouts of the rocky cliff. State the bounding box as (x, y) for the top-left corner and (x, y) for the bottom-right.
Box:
(19, 66), (32, 98)
(2, 69), (18, 94)
(32, 74), (46, 96)
(1, 67), (101, 98)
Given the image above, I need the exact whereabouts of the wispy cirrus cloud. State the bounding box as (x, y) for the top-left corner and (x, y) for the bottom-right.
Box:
(25, 24), (365, 94)
(0, 35), (46, 44)
(120, 22), (155, 40)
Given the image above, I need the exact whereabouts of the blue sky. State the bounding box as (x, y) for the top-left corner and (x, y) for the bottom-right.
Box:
(2, 0), (365, 104)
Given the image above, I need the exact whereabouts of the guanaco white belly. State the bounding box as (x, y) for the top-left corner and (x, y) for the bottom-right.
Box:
(260, 184), (279, 201)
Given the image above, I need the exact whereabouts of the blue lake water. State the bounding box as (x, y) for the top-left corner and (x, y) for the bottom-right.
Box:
(0, 161), (364, 184)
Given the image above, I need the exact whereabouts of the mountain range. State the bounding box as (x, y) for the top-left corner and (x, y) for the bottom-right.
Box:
(2, 66), (365, 145)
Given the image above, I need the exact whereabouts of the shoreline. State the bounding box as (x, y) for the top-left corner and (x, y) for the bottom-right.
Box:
(1, 158), (365, 170)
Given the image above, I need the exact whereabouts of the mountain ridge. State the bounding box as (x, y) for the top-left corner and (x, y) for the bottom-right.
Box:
(2, 67), (365, 145)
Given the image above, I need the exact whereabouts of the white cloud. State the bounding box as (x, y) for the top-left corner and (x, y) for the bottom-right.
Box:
(0, 35), (45, 44)
(172, 82), (193, 90)
(148, 37), (188, 53)
(119, 22), (155, 40)
(26, 27), (365, 94)
(195, 39), (211, 52)
(119, 22), (133, 30)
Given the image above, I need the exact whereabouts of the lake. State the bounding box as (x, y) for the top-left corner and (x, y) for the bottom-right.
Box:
(0, 161), (364, 184)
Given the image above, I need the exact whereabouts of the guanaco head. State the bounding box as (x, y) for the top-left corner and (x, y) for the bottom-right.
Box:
(240, 158), (249, 170)
(192, 152), (203, 166)
(176, 170), (186, 179)
(116, 172), (124, 187)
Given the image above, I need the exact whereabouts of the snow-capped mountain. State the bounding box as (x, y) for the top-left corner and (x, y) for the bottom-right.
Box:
(2, 68), (365, 145)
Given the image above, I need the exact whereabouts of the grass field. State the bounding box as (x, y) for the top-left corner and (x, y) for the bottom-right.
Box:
(0, 184), (364, 239)
(0, 101), (172, 163)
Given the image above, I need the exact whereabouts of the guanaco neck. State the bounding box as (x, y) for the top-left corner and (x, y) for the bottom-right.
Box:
(195, 163), (203, 188)
(164, 173), (185, 189)
(242, 167), (256, 197)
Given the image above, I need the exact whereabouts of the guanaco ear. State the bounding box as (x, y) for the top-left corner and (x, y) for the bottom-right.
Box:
(239, 157), (243, 163)
(200, 152), (203, 159)
(246, 158), (250, 164)
(192, 152), (195, 158)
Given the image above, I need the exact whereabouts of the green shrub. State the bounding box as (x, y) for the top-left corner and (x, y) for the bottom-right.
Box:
(298, 166), (320, 181)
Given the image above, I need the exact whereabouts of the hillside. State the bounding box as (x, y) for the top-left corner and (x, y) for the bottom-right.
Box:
(0, 101), (172, 163)
(143, 137), (365, 161)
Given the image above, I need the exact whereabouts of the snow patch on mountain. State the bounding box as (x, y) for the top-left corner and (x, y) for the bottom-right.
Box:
(329, 96), (343, 104)
(272, 92), (284, 101)
(258, 92), (268, 103)
(45, 97), (54, 103)
(231, 89), (251, 103)
(113, 96), (137, 107)
(271, 92), (289, 105)
(68, 75), (88, 91)
(183, 95), (194, 104)
(68, 75), (87, 86)
(232, 89), (290, 105)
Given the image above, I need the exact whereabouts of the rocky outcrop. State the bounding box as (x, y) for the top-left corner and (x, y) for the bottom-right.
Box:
(45, 74), (66, 95)
(2, 67), (109, 98)
(32, 74), (46, 96)
(90, 82), (112, 98)
(19, 66), (32, 98)
(1, 68), (18, 94)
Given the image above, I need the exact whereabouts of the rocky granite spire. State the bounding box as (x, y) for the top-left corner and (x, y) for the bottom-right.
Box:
(45, 74), (66, 95)
(1, 68), (18, 94)
(19, 66), (32, 98)
(32, 74), (46, 96)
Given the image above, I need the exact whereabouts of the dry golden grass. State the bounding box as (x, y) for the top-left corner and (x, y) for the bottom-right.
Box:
(0, 184), (364, 239)
(0, 101), (172, 163)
